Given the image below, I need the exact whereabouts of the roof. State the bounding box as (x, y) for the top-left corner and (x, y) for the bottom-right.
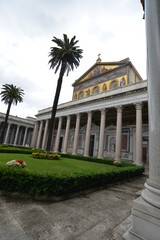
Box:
(72, 58), (143, 87)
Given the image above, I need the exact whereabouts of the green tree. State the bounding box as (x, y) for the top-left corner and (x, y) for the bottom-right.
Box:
(46, 34), (83, 152)
(0, 84), (24, 144)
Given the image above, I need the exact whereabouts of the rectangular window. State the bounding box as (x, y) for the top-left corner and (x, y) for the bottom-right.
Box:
(122, 135), (127, 151)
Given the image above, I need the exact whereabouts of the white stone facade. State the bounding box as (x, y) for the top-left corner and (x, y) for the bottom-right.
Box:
(0, 113), (36, 147)
(32, 80), (148, 164)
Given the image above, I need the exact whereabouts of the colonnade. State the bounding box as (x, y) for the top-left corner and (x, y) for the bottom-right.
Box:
(32, 103), (143, 164)
(0, 122), (33, 146)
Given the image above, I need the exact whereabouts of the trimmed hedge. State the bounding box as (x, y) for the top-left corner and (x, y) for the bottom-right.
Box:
(0, 164), (144, 198)
(60, 153), (135, 168)
(0, 146), (44, 154)
(32, 152), (61, 160)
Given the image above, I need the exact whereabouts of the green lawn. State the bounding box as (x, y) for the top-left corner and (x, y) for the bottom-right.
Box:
(0, 153), (117, 175)
(0, 153), (144, 197)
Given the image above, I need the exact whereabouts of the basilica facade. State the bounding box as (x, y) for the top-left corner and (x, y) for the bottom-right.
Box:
(31, 57), (148, 165)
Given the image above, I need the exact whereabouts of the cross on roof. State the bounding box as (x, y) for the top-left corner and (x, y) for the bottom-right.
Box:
(96, 53), (101, 63)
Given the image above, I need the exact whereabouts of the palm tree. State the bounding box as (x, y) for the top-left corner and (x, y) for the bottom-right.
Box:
(0, 84), (24, 144)
(46, 34), (83, 152)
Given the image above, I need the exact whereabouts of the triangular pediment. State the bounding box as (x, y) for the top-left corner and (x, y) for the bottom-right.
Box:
(72, 58), (143, 101)
(72, 58), (132, 87)
(79, 64), (118, 83)
(73, 62), (121, 87)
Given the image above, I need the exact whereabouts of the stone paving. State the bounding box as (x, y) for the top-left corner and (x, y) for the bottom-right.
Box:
(0, 172), (148, 240)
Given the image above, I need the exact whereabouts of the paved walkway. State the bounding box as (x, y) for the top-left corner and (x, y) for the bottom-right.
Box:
(0, 170), (148, 240)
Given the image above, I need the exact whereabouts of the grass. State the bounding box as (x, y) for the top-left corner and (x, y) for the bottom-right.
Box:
(0, 153), (144, 197)
(0, 153), (119, 175)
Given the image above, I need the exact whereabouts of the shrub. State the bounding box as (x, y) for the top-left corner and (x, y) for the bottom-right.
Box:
(48, 153), (61, 160)
(0, 164), (144, 198)
(32, 152), (61, 160)
(60, 153), (135, 168)
(6, 160), (26, 168)
(0, 146), (44, 154)
(0, 144), (9, 148)
(113, 160), (121, 167)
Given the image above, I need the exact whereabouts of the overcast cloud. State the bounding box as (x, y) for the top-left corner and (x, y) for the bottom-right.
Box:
(0, 0), (146, 118)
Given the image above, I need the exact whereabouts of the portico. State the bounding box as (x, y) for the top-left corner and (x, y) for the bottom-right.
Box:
(0, 113), (35, 146)
(32, 79), (148, 164)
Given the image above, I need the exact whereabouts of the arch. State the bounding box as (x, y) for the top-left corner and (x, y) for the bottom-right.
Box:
(86, 89), (90, 97)
(79, 91), (84, 99)
(110, 80), (118, 90)
(102, 83), (107, 92)
(120, 77), (126, 87)
(92, 86), (99, 95)
(73, 92), (77, 100)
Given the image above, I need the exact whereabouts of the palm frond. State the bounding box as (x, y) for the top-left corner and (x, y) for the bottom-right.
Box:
(0, 84), (24, 106)
(48, 34), (83, 76)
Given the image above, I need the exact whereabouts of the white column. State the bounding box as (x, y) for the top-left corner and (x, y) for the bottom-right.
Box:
(4, 123), (11, 143)
(14, 125), (20, 145)
(51, 126), (55, 151)
(42, 120), (49, 150)
(31, 122), (39, 148)
(135, 102), (143, 165)
(115, 106), (122, 160)
(63, 115), (71, 154)
(124, 1), (160, 239)
(72, 113), (80, 155)
(84, 111), (92, 157)
(36, 121), (43, 149)
(54, 117), (62, 152)
(10, 127), (15, 144)
(22, 127), (28, 146)
(98, 109), (106, 158)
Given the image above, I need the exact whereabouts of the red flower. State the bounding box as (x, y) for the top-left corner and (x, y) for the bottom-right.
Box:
(16, 160), (24, 164)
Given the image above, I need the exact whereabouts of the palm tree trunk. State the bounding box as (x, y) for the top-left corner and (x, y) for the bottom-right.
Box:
(46, 61), (66, 153)
(0, 101), (12, 144)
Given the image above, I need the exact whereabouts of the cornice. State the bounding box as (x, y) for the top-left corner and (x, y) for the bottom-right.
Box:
(35, 81), (148, 120)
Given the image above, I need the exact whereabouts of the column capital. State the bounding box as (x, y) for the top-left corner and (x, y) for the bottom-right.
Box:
(135, 102), (142, 110)
(67, 115), (71, 120)
(75, 113), (81, 117)
(100, 108), (106, 114)
(87, 111), (92, 117)
(116, 105), (123, 113)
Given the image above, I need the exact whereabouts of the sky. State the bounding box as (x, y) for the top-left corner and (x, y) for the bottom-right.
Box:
(0, 0), (146, 119)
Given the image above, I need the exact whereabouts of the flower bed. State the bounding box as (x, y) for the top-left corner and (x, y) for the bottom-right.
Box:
(32, 152), (61, 160)
(6, 159), (26, 168)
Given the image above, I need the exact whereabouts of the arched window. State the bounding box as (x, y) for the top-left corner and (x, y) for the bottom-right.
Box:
(102, 83), (107, 92)
(73, 92), (77, 100)
(92, 86), (99, 95)
(120, 77), (126, 87)
(86, 89), (90, 96)
(111, 81), (118, 90)
(79, 91), (84, 99)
